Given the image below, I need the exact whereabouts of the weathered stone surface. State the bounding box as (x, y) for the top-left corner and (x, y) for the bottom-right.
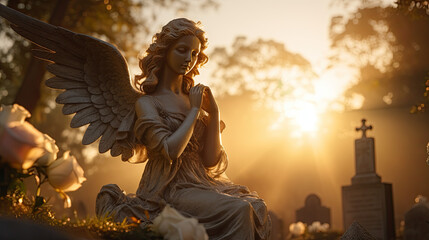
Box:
(403, 202), (429, 240)
(296, 194), (331, 226)
(342, 183), (395, 239)
(352, 137), (381, 184)
(341, 221), (377, 240)
(269, 211), (285, 240)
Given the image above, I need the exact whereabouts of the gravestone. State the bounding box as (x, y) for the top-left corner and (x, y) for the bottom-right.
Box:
(341, 119), (395, 240)
(296, 194), (331, 226)
(268, 211), (285, 240)
(403, 198), (429, 240)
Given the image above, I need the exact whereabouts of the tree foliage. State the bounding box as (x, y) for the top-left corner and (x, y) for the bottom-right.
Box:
(396, 0), (429, 17)
(210, 36), (316, 108)
(330, 1), (429, 111)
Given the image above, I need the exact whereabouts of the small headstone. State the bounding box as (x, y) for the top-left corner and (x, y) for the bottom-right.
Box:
(268, 211), (285, 240)
(341, 221), (377, 240)
(341, 119), (395, 240)
(296, 194), (331, 226)
(403, 198), (429, 240)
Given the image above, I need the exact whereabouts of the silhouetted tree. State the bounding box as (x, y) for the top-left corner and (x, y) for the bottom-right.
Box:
(330, 1), (429, 112)
(210, 36), (316, 108)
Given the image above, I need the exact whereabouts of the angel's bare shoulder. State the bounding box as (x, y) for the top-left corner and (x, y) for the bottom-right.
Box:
(135, 95), (158, 118)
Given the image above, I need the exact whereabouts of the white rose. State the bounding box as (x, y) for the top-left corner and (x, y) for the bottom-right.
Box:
(0, 121), (46, 169)
(152, 205), (208, 240)
(0, 104), (31, 126)
(35, 134), (59, 166)
(320, 223), (329, 232)
(308, 221), (329, 233)
(47, 151), (86, 192)
(289, 221), (305, 236)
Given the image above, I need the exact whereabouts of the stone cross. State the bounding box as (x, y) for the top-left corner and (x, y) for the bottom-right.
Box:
(352, 118), (380, 184)
(355, 119), (372, 139)
(342, 118), (395, 240)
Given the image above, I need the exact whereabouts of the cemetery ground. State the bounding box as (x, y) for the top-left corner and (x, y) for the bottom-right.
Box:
(0, 166), (427, 240)
(0, 185), (163, 240)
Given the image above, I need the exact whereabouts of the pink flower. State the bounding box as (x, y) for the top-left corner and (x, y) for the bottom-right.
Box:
(0, 121), (46, 169)
(47, 151), (86, 192)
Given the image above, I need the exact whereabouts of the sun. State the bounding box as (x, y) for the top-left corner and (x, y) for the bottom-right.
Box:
(269, 97), (320, 138)
(270, 64), (359, 137)
(293, 104), (319, 134)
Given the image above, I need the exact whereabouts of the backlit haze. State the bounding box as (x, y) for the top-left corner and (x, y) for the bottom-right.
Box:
(44, 0), (429, 233)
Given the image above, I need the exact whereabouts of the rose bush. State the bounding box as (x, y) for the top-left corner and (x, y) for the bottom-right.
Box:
(0, 104), (86, 210)
(47, 151), (86, 192)
(152, 205), (208, 240)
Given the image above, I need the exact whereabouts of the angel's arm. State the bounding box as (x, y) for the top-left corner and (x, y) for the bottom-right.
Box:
(135, 84), (205, 160)
(165, 108), (200, 160)
(201, 88), (223, 167)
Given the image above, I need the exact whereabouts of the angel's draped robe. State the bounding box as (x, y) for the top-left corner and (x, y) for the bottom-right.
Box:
(96, 95), (271, 239)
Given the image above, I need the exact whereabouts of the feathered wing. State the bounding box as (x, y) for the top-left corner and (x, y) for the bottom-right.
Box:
(0, 4), (145, 162)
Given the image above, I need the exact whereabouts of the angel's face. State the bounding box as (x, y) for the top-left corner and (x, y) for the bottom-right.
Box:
(166, 35), (201, 75)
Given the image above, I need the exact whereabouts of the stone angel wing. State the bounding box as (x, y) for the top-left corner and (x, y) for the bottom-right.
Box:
(0, 4), (145, 162)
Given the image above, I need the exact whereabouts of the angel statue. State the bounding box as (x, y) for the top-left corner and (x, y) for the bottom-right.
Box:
(0, 4), (271, 239)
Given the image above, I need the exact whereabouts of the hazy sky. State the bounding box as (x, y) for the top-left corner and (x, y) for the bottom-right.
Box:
(161, 0), (343, 68)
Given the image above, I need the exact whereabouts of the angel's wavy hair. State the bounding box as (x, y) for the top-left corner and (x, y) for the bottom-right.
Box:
(134, 18), (208, 94)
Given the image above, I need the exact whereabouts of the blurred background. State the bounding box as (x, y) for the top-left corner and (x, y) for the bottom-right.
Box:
(1, 0), (428, 235)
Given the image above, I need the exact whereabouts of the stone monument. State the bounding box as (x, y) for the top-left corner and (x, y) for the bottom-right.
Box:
(296, 194), (331, 226)
(269, 211), (285, 240)
(341, 119), (395, 240)
(403, 197), (429, 240)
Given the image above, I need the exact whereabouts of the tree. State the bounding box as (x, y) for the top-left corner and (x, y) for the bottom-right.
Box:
(396, 0), (429, 17)
(396, 0), (429, 113)
(329, 1), (429, 112)
(210, 36), (316, 110)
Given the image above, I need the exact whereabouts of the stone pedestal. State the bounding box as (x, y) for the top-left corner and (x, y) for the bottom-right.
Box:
(342, 183), (395, 240)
